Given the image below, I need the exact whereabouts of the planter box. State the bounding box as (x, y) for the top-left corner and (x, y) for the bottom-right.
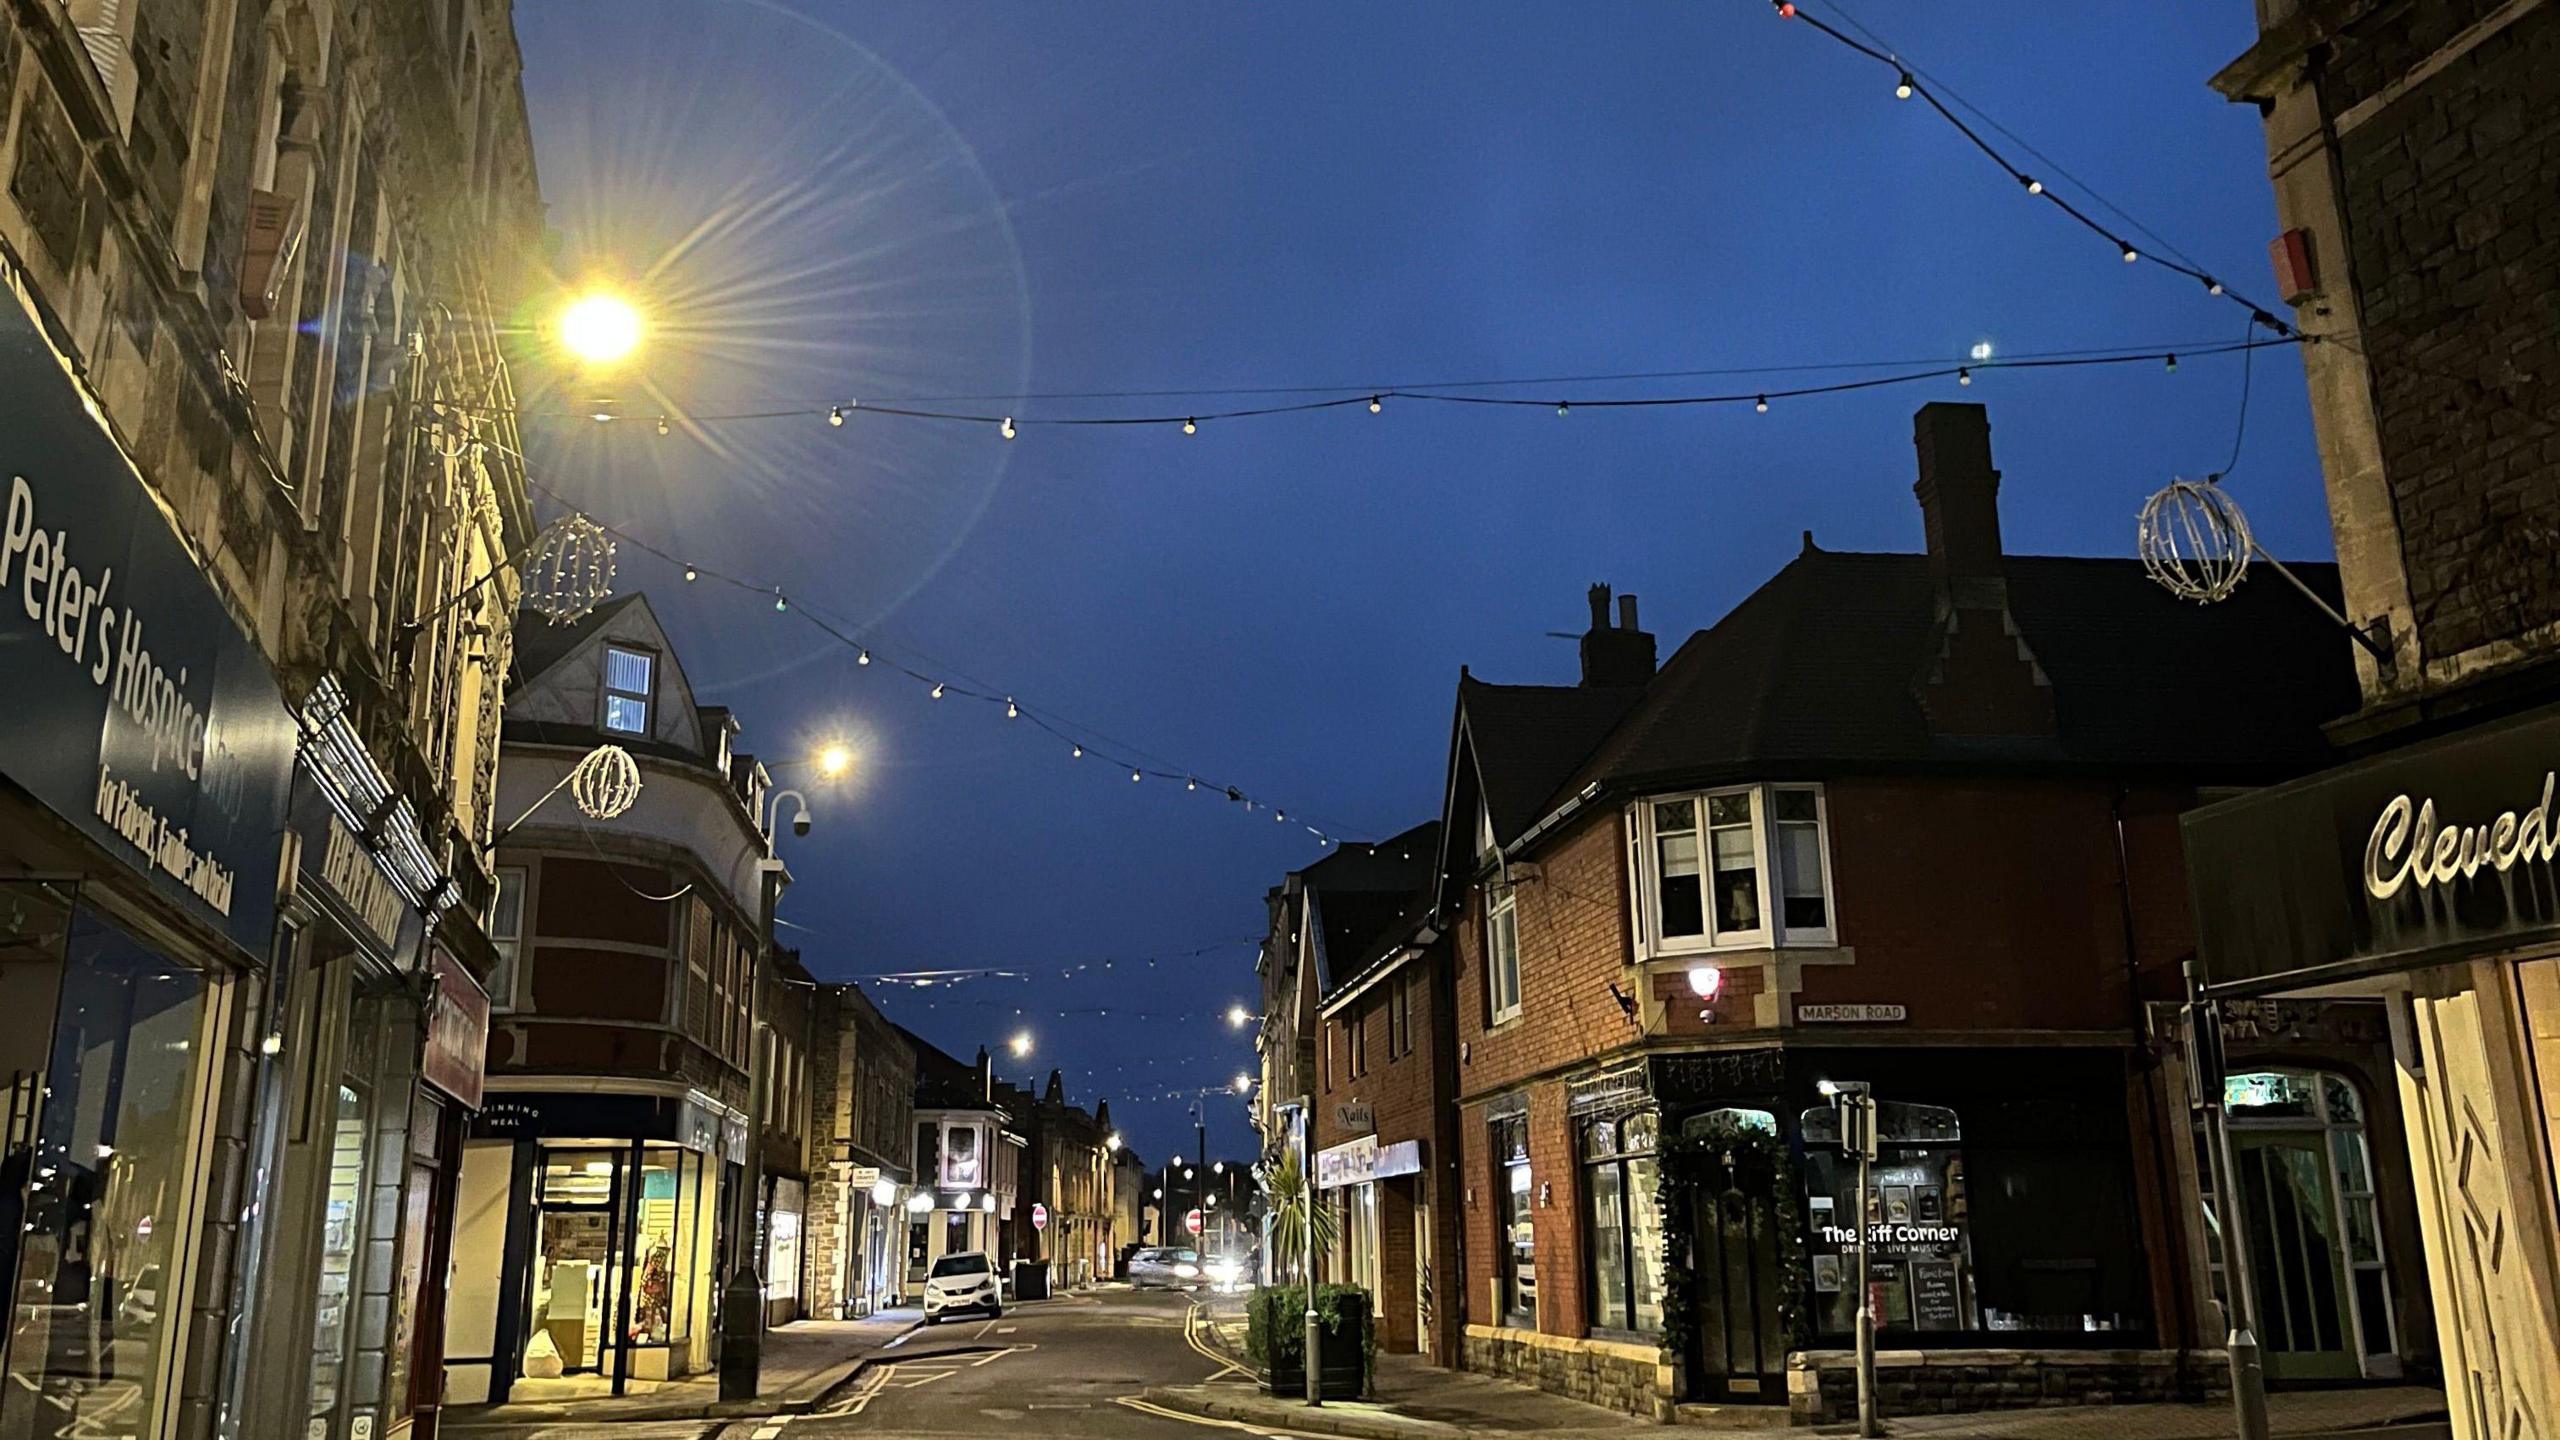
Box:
(1266, 1319), (1367, 1400)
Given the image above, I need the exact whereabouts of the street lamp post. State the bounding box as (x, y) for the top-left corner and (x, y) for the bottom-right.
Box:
(2184, 963), (2271, 1440)
(721, 785), (812, 1402)
(1823, 1080), (1880, 1440)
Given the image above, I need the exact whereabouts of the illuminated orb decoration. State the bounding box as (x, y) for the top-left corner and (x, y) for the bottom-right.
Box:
(569, 744), (643, 820)
(2137, 478), (2254, 604)
(524, 513), (618, 624)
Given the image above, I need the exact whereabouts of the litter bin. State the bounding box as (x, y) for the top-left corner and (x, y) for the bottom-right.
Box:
(1011, 1259), (1051, 1301)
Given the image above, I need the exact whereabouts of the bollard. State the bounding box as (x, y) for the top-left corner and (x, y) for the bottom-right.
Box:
(720, 1267), (766, 1401)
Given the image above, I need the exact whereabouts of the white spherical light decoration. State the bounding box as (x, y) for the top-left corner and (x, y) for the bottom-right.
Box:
(523, 513), (619, 624)
(569, 744), (643, 820)
(2138, 478), (2254, 604)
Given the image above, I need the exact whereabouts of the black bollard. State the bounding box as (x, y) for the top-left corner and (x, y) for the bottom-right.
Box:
(720, 1267), (766, 1401)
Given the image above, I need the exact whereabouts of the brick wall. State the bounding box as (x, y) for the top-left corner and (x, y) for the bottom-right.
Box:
(1454, 812), (1637, 1101)
(2331, 4), (2560, 666)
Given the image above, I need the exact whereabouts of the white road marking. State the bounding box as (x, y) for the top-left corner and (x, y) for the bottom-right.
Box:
(997, 1324), (1018, 1334)
(1113, 1395), (1334, 1439)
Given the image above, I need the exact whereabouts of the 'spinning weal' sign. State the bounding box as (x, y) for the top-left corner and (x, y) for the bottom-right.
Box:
(0, 279), (293, 957)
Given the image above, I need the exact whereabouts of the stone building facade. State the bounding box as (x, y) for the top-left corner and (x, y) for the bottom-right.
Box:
(805, 982), (917, 1319)
(2189, 6), (2560, 1437)
(0, 0), (541, 1435)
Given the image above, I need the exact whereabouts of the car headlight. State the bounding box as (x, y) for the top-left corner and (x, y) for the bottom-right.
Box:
(1174, 1263), (1200, 1278)
(1208, 1262), (1241, 1284)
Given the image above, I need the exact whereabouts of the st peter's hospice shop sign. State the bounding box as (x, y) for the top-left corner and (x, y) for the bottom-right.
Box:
(0, 278), (293, 959)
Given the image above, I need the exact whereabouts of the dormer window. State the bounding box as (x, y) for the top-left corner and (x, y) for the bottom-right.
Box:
(602, 645), (654, 735)
(1630, 784), (1835, 955)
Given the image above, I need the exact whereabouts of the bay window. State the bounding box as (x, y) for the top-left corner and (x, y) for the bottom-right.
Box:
(1630, 784), (1835, 954)
(1486, 887), (1522, 1024)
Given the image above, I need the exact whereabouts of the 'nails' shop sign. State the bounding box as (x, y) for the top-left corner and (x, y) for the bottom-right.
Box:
(2184, 701), (2560, 994)
(0, 280), (293, 959)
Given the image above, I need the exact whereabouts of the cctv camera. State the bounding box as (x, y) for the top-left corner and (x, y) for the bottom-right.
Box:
(792, 813), (812, 838)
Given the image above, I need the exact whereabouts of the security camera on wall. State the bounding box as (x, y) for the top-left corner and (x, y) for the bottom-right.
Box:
(793, 813), (812, 838)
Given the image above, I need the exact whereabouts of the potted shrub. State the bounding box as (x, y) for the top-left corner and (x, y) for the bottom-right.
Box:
(1246, 1284), (1371, 1400)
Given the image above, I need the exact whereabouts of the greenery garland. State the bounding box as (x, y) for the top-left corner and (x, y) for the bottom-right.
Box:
(1657, 1126), (1814, 1368)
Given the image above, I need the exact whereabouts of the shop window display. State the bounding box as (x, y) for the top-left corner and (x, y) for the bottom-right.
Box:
(1581, 1111), (1666, 1335)
(1801, 1103), (1978, 1336)
(0, 897), (216, 1440)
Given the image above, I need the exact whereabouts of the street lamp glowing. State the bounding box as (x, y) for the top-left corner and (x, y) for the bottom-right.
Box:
(1226, 1003), (1251, 1030)
(1009, 1031), (1032, 1059)
(1212, 1161), (1224, 1175)
(1233, 1072), (1253, 1094)
(1106, 1132), (1122, 1152)
(818, 744), (853, 778)
(557, 291), (642, 365)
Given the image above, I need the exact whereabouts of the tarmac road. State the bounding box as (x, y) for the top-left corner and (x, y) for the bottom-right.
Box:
(714, 1287), (1271, 1440)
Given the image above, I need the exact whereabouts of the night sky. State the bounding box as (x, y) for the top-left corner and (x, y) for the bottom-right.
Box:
(507, 1), (2327, 1165)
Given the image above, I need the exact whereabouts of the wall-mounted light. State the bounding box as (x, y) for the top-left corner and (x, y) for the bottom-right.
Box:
(872, 1178), (898, 1207)
(906, 1192), (933, 1213)
(1687, 965), (1723, 998)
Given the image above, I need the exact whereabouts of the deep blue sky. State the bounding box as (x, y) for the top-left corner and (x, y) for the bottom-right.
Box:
(510, 1), (2326, 1164)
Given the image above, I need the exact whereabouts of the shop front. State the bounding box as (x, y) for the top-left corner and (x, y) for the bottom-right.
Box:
(0, 264), (297, 1438)
(2184, 702), (2560, 1437)
(441, 1089), (743, 1404)
(1315, 1135), (1426, 1350)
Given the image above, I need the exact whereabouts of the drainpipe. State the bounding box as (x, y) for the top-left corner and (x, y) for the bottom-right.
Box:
(2107, 787), (2199, 1382)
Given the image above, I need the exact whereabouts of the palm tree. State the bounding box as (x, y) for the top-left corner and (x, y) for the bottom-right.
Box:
(1259, 1150), (1337, 1283)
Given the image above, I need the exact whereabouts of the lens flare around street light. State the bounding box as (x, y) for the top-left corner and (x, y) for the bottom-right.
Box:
(1009, 1030), (1032, 1058)
(1226, 1003), (1250, 1029)
(818, 744), (853, 778)
(558, 291), (644, 365)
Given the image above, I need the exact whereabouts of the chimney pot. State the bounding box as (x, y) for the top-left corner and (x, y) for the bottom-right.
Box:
(1580, 582), (1657, 687)
(1617, 594), (1639, 630)
(1587, 583), (1612, 631)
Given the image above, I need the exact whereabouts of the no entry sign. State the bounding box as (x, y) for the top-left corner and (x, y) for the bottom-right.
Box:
(1185, 1208), (1204, 1236)
(1032, 1202), (1049, 1231)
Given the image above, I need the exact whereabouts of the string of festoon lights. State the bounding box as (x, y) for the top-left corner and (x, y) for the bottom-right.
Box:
(1769, 0), (2290, 337)
(439, 335), (2302, 440)
(487, 467), (1379, 846)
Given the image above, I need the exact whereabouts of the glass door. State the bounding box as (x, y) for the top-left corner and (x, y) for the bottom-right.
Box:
(2234, 1132), (2358, 1381)
(530, 1151), (626, 1377)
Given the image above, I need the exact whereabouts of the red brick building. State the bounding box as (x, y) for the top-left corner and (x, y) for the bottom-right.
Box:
(1432, 404), (2404, 1421)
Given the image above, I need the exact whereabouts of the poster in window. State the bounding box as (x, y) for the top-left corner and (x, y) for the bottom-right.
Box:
(1812, 1254), (1842, 1293)
(1873, 1259), (1909, 1327)
(1914, 1183), (1943, 1224)
(1882, 1183), (1913, 1225)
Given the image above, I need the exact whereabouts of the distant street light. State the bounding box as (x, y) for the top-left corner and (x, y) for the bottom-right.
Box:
(1009, 1031), (1032, 1059)
(1212, 1161), (1224, 1175)
(558, 290), (643, 365)
(1106, 1132), (1122, 1152)
(818, 744), (853, 778)
(1233, 1072), (1253, 1094)
(1226, 1003), (1251, 1030)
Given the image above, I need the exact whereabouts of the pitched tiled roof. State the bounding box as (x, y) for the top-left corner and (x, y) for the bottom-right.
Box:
(511, 593), (645, 688)
(1459, 678), (1644, 846)
(1542, 548), (2359, 810)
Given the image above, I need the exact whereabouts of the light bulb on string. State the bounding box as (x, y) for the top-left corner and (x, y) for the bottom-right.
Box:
(828, 406), (845, 427)
(1755, 396), (1770, 414)
(1368, 396), (1382, 414)
(2165, 354), (2179, 373)
(774, 591), (789, 613)
(2122, 246), (2140, 264)
(1071, 744), (1084, 759)
(1895, 73), (1914, 99)
(1186, 779), (1197, 791)
(2023, 176), (2044, 195)
(655, 416), (670, 436)
(930, 683), (945, 700)
(857, 649), (871, 666)
(1005, 698), (1019, 719)
(1131, 770), (1143, 783)
(683, 566), (698, 582)
(2205, 278), (2225, 296)
(1000, 416), (1017, 440)
(1556, 401), (1569, 416)
(1182, 418), (1197, 436)
(1957, 368), (1972, 387)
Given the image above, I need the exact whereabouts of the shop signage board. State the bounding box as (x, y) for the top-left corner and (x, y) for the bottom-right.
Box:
(1314, 1135), (1423, 1189)
(849, 1166), (881, 1189)
(422, 945), (490, 1109)
(0, 277), (294, 960)
(2186, 700), (2560, 993)
(289, 788), (424, 964)
(1797, 1003), (1906, 1023)
(1331, 1101), (1374, 1132)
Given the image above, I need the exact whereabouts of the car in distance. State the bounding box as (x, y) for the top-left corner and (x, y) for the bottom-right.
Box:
(923, 1250), (1002, 1323)
(1128, 1246), (1202, 1290)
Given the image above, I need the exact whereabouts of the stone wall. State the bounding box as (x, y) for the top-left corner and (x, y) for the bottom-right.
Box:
(1461, 1323), (1674, 1421)
(1786, 1348), (2227, 1423)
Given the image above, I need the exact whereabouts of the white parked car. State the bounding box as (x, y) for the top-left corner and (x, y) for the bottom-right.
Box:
(1128, 1246), (1202, 1290)
(922, 1251), (1002, 1323)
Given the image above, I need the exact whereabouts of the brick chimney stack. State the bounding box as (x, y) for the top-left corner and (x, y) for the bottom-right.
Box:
(1579, 582), (1657, 688)
(1912, 402), (2007, 610)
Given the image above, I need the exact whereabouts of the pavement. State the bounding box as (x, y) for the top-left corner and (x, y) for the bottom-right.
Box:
(442, 1306), (921, 1435)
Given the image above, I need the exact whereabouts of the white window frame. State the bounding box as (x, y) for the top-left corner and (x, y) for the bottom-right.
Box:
(602, 644), (655, 736)
(487, 863), (528, 1011)
(1486, 887), (1523, 1025)
(1629, 783), (1836, 957)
